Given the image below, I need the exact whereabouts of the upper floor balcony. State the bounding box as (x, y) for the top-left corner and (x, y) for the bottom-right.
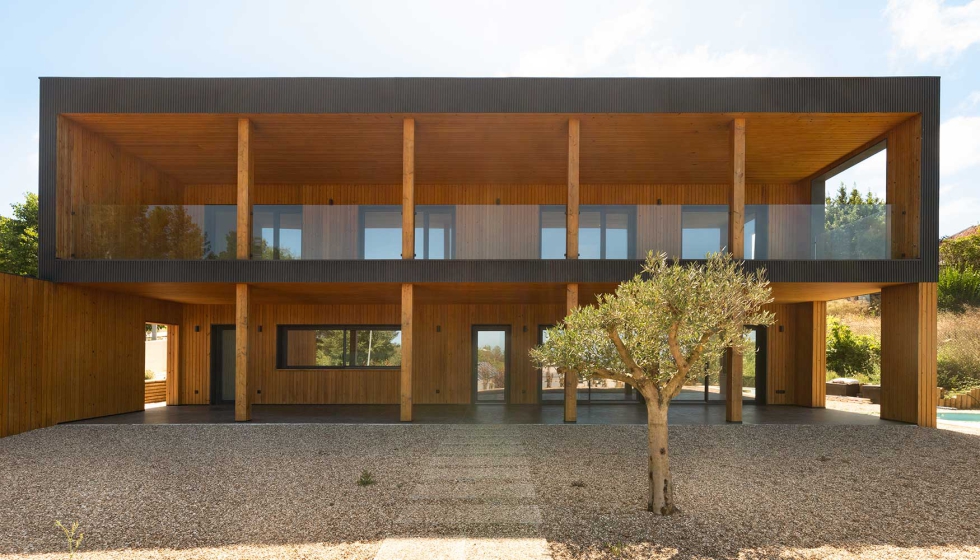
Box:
(48, 110), (927, 282)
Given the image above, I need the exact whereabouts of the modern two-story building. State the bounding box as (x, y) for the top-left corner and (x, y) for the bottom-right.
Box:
(0, 77), (939, 439)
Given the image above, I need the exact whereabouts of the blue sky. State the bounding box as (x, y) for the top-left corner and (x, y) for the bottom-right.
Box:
(1, 0), (978, 236)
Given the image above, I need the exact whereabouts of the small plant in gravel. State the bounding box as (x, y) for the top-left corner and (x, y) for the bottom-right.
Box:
(605, 543), (625, 557)
(532, 253), (773, 515)
(357, 469), (376, 486)
(571, 479), (586, 488)
(54, 520), (84, 559)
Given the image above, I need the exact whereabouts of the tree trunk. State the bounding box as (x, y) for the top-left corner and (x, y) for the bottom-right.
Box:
(645, 398), (676, 515)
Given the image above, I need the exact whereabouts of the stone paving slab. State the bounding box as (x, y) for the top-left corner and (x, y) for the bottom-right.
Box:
(427, 455), (530, 468)
(373, 537), (551, 560)
(410, 482), (537, 501)
(395, 504), (543, 526)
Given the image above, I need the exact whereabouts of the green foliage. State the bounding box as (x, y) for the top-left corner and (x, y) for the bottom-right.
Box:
(825, 317), (880, 382)
(823, 184), (887, 259)
(357, 469), (376, 486)
(54, 520), (84, 560)
(938, 266), (980, 313)
(0, 193), (39, 277)
(531, 253), (774, 403)
(477, 344), (506, 389)
(80, 205), (217, 259)
(937, 310), (980, 394)
(145, 369), (155, 381)
(940, 230), (980, 271)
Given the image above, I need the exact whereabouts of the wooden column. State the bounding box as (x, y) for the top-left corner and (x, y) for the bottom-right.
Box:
(567, 118), (580, 259)
(402, 118), (415, 260)
(237, 118), (254, 260)
(235, 283), (252, 422)
(881, 283), (937, 427)
(564, 283), (579, 422)
(400, 283), (414, 421)
(724, 349), (742, 422)
(724, 118), (747, 422)
(729, 118), (746, 258)
(795, 301), (827, 408)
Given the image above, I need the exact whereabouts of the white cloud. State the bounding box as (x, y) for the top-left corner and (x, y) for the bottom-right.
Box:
(886, 0), (980, 65)
(940, 195), (980, 235)
(629, 44), (801, 77)
(940, 115), (980, 177)
(940, 183), (959, 195)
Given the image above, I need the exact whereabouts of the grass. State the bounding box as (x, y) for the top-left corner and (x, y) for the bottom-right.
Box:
(357, 469), (376, 486)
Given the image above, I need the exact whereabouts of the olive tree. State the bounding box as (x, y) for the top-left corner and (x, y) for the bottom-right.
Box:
(530, 252), (773, 515)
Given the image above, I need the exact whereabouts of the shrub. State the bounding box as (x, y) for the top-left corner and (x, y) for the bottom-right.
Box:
(144, 369), (155, 381)
(357, 470), (375, 486)
(937, 310), (980, 394)
(938, 266), (980, 313)
(826, 317), (880, 382)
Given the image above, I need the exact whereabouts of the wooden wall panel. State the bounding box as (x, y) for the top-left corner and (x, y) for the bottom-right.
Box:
(0, 275), (181, 438)
(794, 301), (827, 408)
(763, 303), (797, 405)
(56, 117), (185, 259)
(414, 302), (565, 404)
(886, 115), (922, 259)
(881, 283), (937, 427)
(178, 304), (234, 404)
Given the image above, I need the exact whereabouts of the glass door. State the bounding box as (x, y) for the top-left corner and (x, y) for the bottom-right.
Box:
(472, 326), (510, 403)
(210, 325), (236, 404)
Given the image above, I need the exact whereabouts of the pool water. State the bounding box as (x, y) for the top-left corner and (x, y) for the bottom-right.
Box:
(937, 411), (980, 422)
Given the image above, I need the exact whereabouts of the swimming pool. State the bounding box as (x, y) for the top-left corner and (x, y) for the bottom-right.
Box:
(937, 410), (980, 422)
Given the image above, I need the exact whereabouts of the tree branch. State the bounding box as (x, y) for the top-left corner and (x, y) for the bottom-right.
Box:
(608, 326), (646, 379)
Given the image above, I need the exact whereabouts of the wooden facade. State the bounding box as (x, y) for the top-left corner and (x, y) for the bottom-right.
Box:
(6, 87), (939, 437)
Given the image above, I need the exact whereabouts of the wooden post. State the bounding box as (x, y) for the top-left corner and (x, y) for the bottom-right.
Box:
(881, 283), (937, 427)
(725, 349), (742, 423)
(401, 283), (414, 421)
(403, 118), (415, 260)
(795, 301), (827, 408)
(237, 118), (254, 260)
(235, 283), (251, 422)
(564, 283), (579, 422)
(729, 118), (746, 258)
(165, 324), (180, 406)
(724, 118), (747, 422)
(567, 118), (580, 259)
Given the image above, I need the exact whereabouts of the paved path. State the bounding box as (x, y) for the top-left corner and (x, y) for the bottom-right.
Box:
(374, 426), (551, 560)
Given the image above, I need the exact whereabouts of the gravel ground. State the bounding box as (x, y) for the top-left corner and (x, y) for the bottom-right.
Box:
(1, 423), (979, 559)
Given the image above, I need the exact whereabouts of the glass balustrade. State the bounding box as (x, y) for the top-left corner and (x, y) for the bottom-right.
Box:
(744, 204), (891, 260)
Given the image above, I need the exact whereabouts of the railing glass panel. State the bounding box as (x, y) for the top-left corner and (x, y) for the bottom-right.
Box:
(744, 204), (891, 260)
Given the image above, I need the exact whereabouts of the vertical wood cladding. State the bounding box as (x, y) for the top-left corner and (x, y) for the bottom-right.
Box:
(886, 115), (922, 260)
(881, 282), (937, 427)
(0, 274), (180, 438)
(56, 117), (185, 259)
(794, 301), (828, 408)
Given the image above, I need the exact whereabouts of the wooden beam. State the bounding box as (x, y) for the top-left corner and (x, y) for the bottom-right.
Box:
(729, 118), (746, 258)
(403, 118), (415, 259)
(400, 283), (414, 421)
(567, 118), (580, 259)
(881, 283), (937, 427)
(235, 283), (251, 421)
(795, 301), (827, 408)
(564, 283), (579, 422)
(725, 348), (743, 423)
(236, 118), (254, 260)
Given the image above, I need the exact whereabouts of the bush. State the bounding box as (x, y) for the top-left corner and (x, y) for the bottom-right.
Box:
(826, 317), (880, 383)
(144, 369), (155, 381)
(937, 309), (980, 394)
(938, 266), (980, 313)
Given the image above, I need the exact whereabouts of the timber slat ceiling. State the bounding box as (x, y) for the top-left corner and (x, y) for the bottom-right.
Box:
(64, 113), (913, 186)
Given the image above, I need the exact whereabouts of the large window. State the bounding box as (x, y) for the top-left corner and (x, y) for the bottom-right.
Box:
(277, 326), (402, 369)
(539, 206), (568, 259)
(359, 206), (402, 259)
(253, 205), (303, 260)
(681, 206), (728, 259)
(415, 206), (455, 259)
(580, 205), (636, 259)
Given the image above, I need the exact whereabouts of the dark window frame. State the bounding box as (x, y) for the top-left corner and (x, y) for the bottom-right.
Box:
(415, 205), (456, 260)
(579, 204), (637, 260)
(680, 205), (729, 259)
(276, 324), (403, 370)
(358, 205), (403, 259)
(253, 204), (303, 260)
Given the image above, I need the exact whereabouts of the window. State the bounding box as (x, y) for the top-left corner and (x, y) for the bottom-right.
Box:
(359, 206), (402, 259)
(579, 205), (636, 259)
(415, 206), (455, 259)
(203, 205), (237, 259)
(253, 205), (303, 260)
(744, 206), (768, 259)
(277, 326), (402, 369)
(539, 206), (567, 259)
(681, 206), (728, 259)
